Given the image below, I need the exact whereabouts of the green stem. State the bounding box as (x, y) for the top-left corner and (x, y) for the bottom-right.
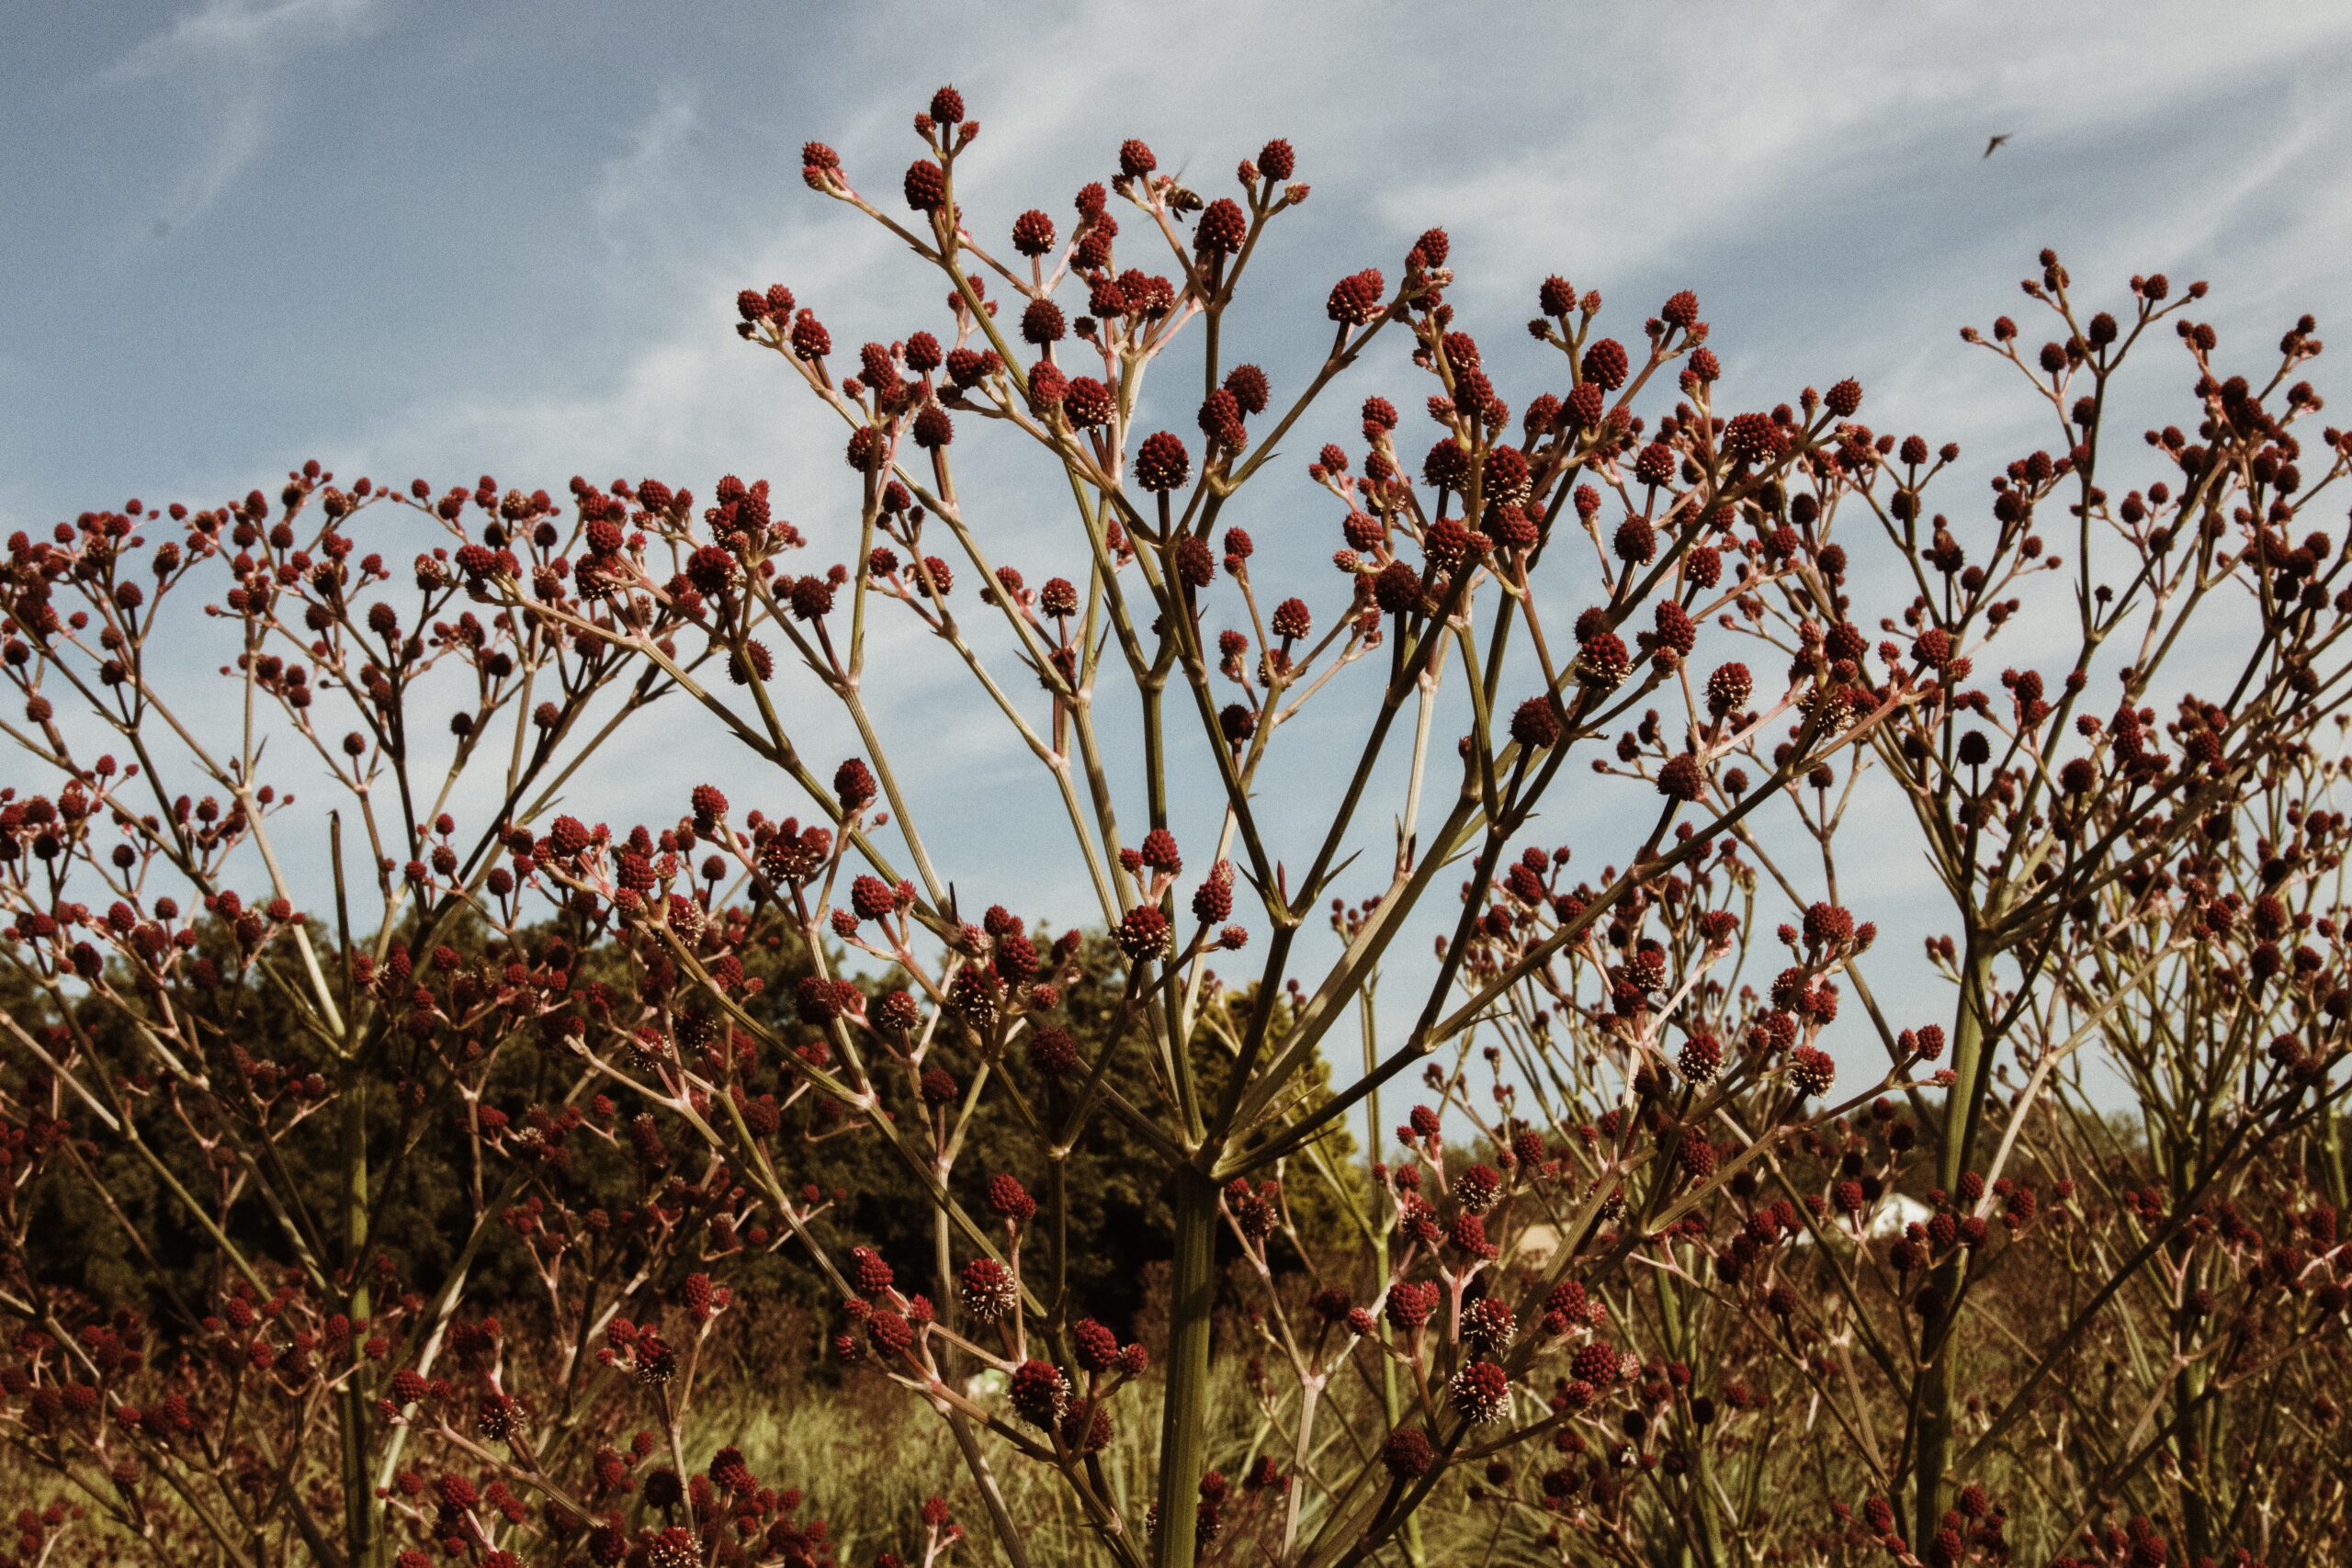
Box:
(336, 1073), (379, 1566)
(1152, 1168), (1219, 1568)
(1916, 946), (1991, 1548)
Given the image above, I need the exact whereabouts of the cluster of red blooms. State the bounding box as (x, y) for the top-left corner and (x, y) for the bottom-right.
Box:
(4, 80), (2350, 1568)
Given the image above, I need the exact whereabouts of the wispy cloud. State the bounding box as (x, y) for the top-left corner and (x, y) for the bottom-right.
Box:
(593, 81), (701, 232)
(108, 0), (383, 220)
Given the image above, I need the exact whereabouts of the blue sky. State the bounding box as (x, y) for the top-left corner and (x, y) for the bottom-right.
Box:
(6, 0), (2349, 1089)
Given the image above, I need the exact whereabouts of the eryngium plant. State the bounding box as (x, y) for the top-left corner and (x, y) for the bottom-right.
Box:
(3, 82), (2349, 1568)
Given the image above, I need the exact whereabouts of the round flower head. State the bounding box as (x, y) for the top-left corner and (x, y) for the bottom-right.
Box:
(1021, 298), (1067, 346)
(903, 159), (946, 213)
(1706, 662), (1752, 717)
(1450, 1359), (1511, 1424)
(911, 405), (953, 449)
(1788, 1046), (1836, 1098)
(1139, 828), (1182, 873)
(1198, 389), (1247, 448)
(1510, 697), (1563, 750)
(1194, 198), (1247, 258)
(1115, 904), (1171, 961)
(1461, 1296), (1515, 1355)
(1487, 504), (1538, 551)
(868, 1308), (913, 1354)
(1577, 633), (1630, 690)
(1381, 1427), (1434, 1478)
(1009, 1359), (1069, 1426)
(1581, 338), (1630, 390)
(1223, 363), (1270, 415)
(851, 875), (896, 921)
(1072, 1318), (1119, 1372)
(1327, 268), (1385, 326)
(1373, 559), (1424, 615)
(1678, 1032), (1723, 1082)
(1064, 377), (1114, 427)
(958, 1258), (1016, 1323)
(1134, 432), (1191, 491)
(1028, 1025), (1080, 1077)
(1012, 209), (1057, 257)
(1613, 514), (1657, 564)
(845, 427), (888, 473)
(1657, 753), (1704, 802)
(988, 1173), (1037, 1222)
(1385, 1280), (1438, 1331)
(1804, 902), (1854, 948)
(1570, 1340), (1620, 1386)
(1721, 412), (1777, 467)
(1484, 444), (1531, 502)
(1566, 382), (1605, 429)
(1117, 139), (1157, 179)
(851, 1246), (894, 1297)
(835, 757), (877, 812)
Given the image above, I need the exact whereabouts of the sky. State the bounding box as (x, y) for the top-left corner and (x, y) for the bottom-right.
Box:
(5, 0), (2349, 1098)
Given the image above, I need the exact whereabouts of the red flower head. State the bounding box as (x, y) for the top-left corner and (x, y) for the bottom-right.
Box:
(1064, 377), (1114, 427)
(1012, 209), (1057, 257)
(1581, 338), (1630, 391)
(1010, 1359), (1069, 1426)
(1134, 432), (1191, 492)
(1706, 662), (1752, 717)
(1679, 1032), (1723, 1081)
(1195, 198), (1247, 258)
(1327, 269), (1385, 326)
(989, 1173), (1037, 1223)
(1450, 1359), (1511, 1424)
(1381, 1427), (1434, 1478)
(1455, 1164), (1502, 1214)
(834, 757), (877, 812)
(1072, 1318), (1120, 1372)
(1461, 1296), (1515, 1355)
(1788, 1046), (1836, 1098)
(958, 1258), (1016, 1323)
(1570, 1340), (1621, 1386)
(1510, 697), (1563, 750)
(1657, 753), (1704, 802)
(1116, 904), (1171, 961)
(1021, 298), (1067, 346)
(902, 160), (946, 213)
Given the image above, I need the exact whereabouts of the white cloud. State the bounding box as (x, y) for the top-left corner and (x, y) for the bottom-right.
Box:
(593, 81), (701, 233)
(108, 0), (383, 220)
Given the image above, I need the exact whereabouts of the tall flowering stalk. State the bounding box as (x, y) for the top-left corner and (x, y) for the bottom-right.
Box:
(0, 83), (2346, 1568)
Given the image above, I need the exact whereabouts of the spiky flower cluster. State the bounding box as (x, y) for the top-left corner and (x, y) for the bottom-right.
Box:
(3, 81), (2349, 1568)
